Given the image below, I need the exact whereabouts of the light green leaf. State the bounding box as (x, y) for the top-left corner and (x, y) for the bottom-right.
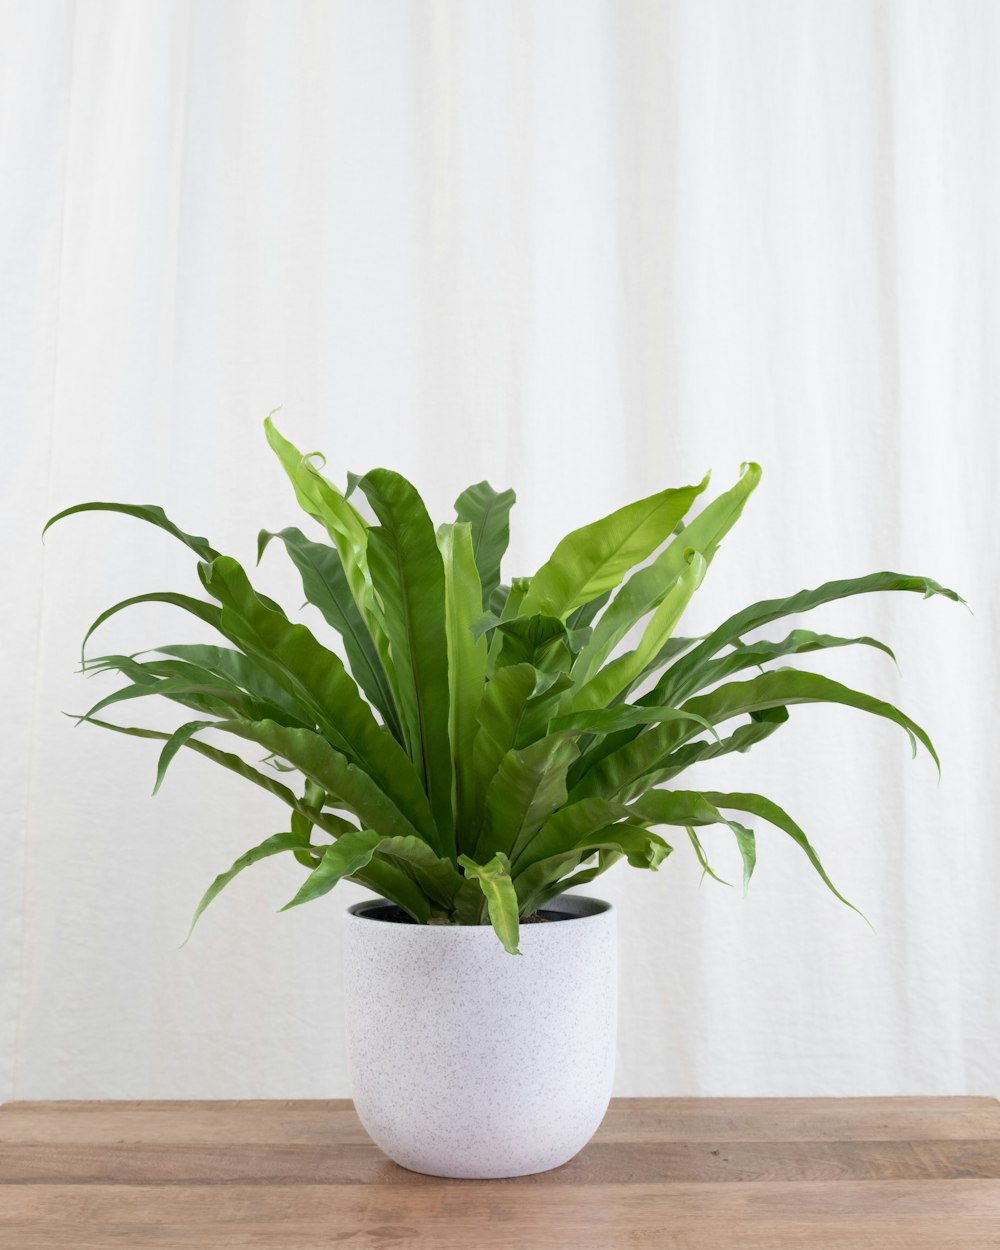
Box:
(457, 852), (521, 954)
(568, 551), (707, 710)
(574, 466), (754, 679)
(437, 522), (488, 843)
(521, 479), (711, 620)
(685, 825), (731, 887)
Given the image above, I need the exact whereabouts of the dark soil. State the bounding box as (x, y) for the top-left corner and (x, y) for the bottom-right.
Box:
(363, 904), (565, 925)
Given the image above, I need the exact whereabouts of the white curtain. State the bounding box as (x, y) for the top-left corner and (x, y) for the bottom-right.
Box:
(2, 0), (997, 1101)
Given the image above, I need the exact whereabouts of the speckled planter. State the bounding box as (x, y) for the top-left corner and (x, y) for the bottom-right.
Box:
(342, 893), (617, 1179)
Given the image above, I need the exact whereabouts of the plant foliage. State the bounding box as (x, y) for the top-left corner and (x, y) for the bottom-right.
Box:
(44, 419), (964, 952)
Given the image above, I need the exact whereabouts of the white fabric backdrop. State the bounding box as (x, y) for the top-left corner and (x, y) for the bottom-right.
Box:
(2, 0), (997, 1102)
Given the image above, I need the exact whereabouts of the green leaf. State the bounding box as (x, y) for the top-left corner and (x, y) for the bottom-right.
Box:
(185, 830), (311, 942)
(630, 790), (757, 892)
(457, 853), (522, 954)
(549, 704), (719, 742)
(511, 795), (649, 874)
(687, 629), (897, 694)
(154, 719), (215, 794)
(210, 718), (434, 844)
(282, 831), (463, 913)
(471, 664), (539, 798)
(153, 644), (314, 726)
(280, 829), (384, 910)
(81, 592), (224, 660)
(658, 570), (964, 706)
(198, 556), (439, 849)
(699, 790), (864, 917)
(476, 736), (580, 865)
(78, 676), (250, 726)
(685, 826), (731, 887)
(357, 469), (454, 849)
(258, 528), (402, 739)
(437, 522), (489, 843)
(513, 823), (670, 915)
(566, 590), (613, 631)
(573, 466), (757, 680)
(485, 579), (531, 675)
(494, 614), (576, 674)
(521, 848), (623, 913)
(454, 481), (516, 608)
(576, 668), (939, 804)
(77, 715), (432, 920)
(82, 652), (305, 727)
(521, 479), (712, 620)
(263, 419), (389, 648)
(630, 707), (790, 790)
(568, 551), (707, 710)
(43, 502), (219, 561)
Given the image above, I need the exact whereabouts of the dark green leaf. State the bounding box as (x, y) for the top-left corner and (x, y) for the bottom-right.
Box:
(258, 527), (401, 738)
(476, 737), (580, 864)
(198, 556), (439, 848)
(494, 614), (575, 674)
(185, 830), (311, 942)
(77, 714), (431, 919)
(576, 669), (939, 803)
(154, 719), (215, 795)
(630, 790), (757, 892)
(513, 823), (670, 914)
(700, 790), (865, 917)
(358, 469), (454, 849)
(454, 481), (516, 609)
(658, 571), (964, 706)
(43, 502), (219, 561)
(81, 592), (223, 660)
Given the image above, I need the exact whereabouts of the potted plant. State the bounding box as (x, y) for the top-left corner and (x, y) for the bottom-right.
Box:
(45, 417), (962, 1178)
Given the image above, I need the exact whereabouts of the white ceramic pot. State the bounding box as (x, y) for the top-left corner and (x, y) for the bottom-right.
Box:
(342, 893), (617, 1178)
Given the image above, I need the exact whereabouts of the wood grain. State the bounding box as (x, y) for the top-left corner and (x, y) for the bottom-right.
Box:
(2, 1097), (999, 1248)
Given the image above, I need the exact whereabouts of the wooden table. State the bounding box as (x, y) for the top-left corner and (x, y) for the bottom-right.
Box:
(1, 1097), (999, 1248)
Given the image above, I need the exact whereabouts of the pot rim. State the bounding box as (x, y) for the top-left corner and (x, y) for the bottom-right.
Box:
(345, 892), (613, 933)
